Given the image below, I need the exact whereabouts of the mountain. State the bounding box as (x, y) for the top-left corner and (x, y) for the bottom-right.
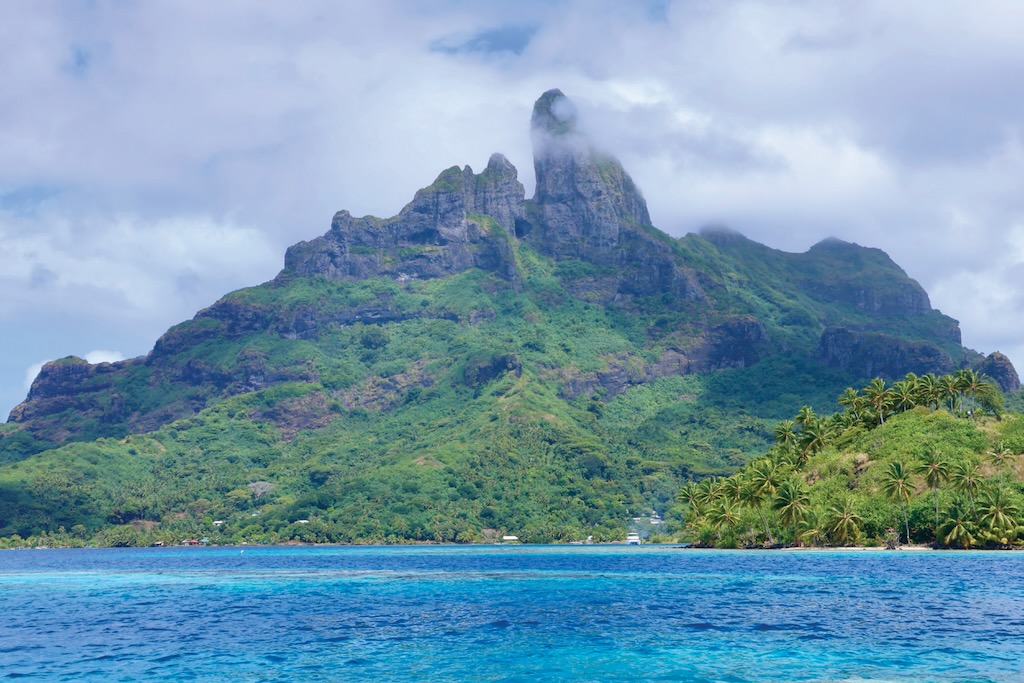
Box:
(0, 90), (1018, 544)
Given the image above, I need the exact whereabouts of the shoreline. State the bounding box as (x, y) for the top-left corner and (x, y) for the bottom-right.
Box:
(8, 540), (1022, 552)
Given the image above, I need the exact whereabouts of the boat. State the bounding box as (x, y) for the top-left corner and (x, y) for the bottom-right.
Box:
(625, 533), (642, 545)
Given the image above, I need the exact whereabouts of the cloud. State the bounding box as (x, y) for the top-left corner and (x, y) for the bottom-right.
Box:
(84, 350), (125, 365)
(22, 362), (45, 392)
(1, 210), (280, 323)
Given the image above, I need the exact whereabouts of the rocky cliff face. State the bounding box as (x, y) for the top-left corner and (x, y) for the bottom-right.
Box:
(524, 89), (703, 300)
(528, 89), (652, 258)
(283, 89), (703, 302)
(974, 352), (1021, 393)
(283, 153), (524, 286)
(815, 327), (956, 379)
(8, 357), (126, 424)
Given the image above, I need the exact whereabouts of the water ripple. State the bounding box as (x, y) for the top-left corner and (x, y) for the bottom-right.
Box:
(1, 547), (1023, 681)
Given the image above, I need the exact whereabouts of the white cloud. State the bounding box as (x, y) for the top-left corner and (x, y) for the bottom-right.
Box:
(23, 362), (45, 392)
(84, 350), (125, 365)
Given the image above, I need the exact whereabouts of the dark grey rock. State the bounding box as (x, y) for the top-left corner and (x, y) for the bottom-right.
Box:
(974, 351), (1020, 393)
(527, 89), (703, 300)
(283, 155), (525, 286)
(816, 327), (955, 378)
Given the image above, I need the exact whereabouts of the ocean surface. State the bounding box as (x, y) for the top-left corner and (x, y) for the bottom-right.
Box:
(1, 546), (1022, 682)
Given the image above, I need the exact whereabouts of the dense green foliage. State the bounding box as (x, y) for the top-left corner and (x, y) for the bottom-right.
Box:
(675, 372), (1024, 549)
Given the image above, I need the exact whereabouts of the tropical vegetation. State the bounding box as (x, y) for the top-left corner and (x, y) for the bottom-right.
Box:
(673, 371), (1024, 549)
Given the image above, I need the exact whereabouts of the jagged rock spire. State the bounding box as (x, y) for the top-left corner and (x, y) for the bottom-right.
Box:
(530, 88), (584, 156)
(528, 89), (653, 262)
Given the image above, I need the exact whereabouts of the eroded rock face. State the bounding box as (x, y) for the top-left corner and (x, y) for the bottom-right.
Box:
(816, 327), (955, 379)
(530, 89), (651, 257)
(284, 153), (525, 286)
(525, 89), (703, 300)
(975, 352), (1021, 393)
(7, 356), (133, 427)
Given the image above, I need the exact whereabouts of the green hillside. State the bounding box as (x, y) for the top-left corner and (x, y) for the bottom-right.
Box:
(675, 372), (1024, 549)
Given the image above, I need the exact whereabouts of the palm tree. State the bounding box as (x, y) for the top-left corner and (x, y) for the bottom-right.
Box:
(677, 481), (700, 507)
(974, 379), (1004, 417)
(940, 374), (961, 413)
(950, 461), (982, 517)
(797, 513), (827, 547)
(707, 498), (743, 534)
(740, 461), (780, 545)
(773, 479), (810, 545)
(919, 373), (941, 411)
(747, 459), (781, 499)
(902, 371), (921, 396)
(890, 379), (918, 413)
(882, 461), (916, 544)
(773, 419), (797, 450)
(955, 368), (986, 418)
(737, 481), (774, 548)
(915, 452), (950, 546)
(863, 378), (892, 425)
(977, 488), (1021, 546)
(828, 499), (863, 546)
(938, 502), (976, 549)
(796, 418), (830, 463)
(695, 478), (724, 509)
(794, 405), (816, 428)
(720, 476), (745, 506)
(677, 481), (704, 524)
(838, 387), (863, 421)
(985, 442), (1014, 487)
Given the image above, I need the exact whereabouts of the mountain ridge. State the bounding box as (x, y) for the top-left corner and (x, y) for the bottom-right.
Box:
(6, 90), (1018, 450)
(0, 89), (1018, 542)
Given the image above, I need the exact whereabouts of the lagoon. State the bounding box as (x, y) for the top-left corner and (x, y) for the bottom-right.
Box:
(1, 545), (1022, 681)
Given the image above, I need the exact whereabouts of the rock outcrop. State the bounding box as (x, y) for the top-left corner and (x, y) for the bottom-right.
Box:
(816, 327), (956, 379)
(974, 352), (1021, 393)
(528, 89), (652, 259)
(283, 153), (525, 286)
(800, 238), (937, 319)
(8, 357), (130, 425)
(524, 89), (703, 300)
(558, 316), (767, 400)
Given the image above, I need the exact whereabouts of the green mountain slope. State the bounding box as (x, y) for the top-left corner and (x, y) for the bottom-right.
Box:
(1, 90), (1019, 546)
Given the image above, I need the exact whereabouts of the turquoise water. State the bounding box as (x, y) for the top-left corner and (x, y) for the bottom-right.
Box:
(1, 546), (1022, 682)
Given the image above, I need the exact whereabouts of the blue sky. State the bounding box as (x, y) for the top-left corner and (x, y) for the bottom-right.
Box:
(3, 1), (1024, 416)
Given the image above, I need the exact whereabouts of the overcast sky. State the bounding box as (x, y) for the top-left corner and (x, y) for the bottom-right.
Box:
(3, 1), (1023, 417)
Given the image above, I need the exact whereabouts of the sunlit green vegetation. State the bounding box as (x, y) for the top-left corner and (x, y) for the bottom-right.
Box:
(673, 370), (1024, 549)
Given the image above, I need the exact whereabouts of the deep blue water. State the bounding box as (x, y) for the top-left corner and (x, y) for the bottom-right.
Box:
(1, 546), (1022, 682)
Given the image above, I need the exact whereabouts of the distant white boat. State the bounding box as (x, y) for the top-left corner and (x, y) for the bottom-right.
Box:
(625, 533), (642, 545)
